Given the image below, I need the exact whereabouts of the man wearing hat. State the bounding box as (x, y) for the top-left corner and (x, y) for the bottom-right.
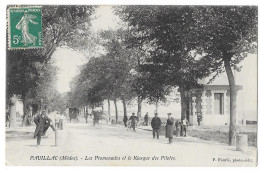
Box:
(34, 110), (56, 145)
(129, 113), (137, 132)
(144, 112), (149, 126)
(151, 113), (162, 139)
(165, 113), (174, 143)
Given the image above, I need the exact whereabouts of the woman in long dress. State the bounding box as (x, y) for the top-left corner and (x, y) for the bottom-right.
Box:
(16, 11), (38, 46)
(165, 113), (174, 143)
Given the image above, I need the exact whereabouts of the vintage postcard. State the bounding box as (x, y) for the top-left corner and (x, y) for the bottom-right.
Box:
(5, 5), (258, 166)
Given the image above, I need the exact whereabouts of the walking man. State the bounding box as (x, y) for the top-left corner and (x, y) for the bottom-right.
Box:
(34, 110), (55, 145)
(129, 113), (137, 132)
(165, 113), (174, 144)
(151, 113), (161, 139)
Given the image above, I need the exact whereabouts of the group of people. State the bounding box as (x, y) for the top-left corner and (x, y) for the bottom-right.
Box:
(123, 112), (150, 131)
(164, 113), (188, 143)
(151, 113), (189, 143)
(123, 113), (138, 131)
(123, 111), (189, 144)
(34, 109), (188, 145)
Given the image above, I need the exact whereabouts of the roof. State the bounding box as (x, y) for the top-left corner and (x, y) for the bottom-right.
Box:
(192, 85), (243, 91)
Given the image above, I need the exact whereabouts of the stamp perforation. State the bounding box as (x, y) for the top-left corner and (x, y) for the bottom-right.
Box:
(7, 5), (43, 50)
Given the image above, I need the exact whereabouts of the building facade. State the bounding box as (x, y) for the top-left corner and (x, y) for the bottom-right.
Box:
(188, 85), (243, 126)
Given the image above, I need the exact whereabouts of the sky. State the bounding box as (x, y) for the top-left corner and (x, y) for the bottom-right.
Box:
(53, 6), (120, 93)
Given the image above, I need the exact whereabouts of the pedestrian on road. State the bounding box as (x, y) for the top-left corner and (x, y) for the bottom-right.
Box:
(92, 110), (100, 126)
(123, 115), (128, 127)
(144, 112), (149, 126)
(129, 113), (137, 132)
(165, 113), (174, 144)
(34, 110), (56, 145)
(151, 113), (161, 139)
(181, 117), (188, 137)
(197, 114), (202, 126)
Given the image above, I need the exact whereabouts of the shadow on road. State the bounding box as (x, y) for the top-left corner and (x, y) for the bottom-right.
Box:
(6, 131), (34, 142)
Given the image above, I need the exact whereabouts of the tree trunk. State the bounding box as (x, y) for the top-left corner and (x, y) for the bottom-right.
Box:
(21, 95), (29, 127)
(101, 102), (104, 114)
(86, 106), (89, 115)
(137, 96), (142, 116)
(122, 98), (127, 117)
(179, 86), (188, 120)
(39, 99), (43, 114)
(85, 105), (89, 123)
(9, 96), (17, 129)
(155, 99), (159, 113)
(108, 99), (111, 121)
(224, 57), (237, 146)
(83, 106), (86, 123)
(113, 99), (118, 123)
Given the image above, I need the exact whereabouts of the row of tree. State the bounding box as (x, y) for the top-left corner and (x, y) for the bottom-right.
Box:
(6, 6), (96, 128)
(69, 6), (257, 145)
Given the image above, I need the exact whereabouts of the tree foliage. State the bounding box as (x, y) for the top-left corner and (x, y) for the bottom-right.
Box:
(6, 5), (96, 126)
(69, 29), (138, 108)
(7, 5), (96, 99)
(117, 5), (257, 145)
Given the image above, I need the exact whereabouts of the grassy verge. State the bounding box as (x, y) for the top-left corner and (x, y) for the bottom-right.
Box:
(187, 129), (257, 147)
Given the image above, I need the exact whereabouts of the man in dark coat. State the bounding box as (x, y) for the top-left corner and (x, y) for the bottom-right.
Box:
(165, 113), (174, 143)
(151, 113), (161, 139)
(123, 115), (128, 127)
(34, 110), (55, 145)
(129, 113), (137, 132)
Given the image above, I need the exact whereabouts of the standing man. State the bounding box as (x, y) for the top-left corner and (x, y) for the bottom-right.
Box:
(151, 113), (161, 139)
(182, 117), (188, 137)
(197, 114), (202, 126)
(92, 110), (99, 126)
(144, 112), (149, 126)
(165, 113), (174, 144)
(129, 113), (137, 132)
(123, 115), (128, 127)
(34, 110), (55, 145)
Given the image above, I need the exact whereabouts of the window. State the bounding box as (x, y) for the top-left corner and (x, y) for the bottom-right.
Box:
(214, 93), (224, 115)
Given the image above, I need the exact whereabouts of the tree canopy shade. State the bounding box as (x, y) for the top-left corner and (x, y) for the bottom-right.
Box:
(69, 30), (139, 122)
(116, 5), (257, 145)
(116, 6), (217, 120)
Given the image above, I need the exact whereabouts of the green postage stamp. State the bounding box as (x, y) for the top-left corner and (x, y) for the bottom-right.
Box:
(8, 7), (43, 49)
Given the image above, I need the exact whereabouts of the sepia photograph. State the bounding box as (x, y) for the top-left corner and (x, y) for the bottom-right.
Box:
(4, 3), (258, 166)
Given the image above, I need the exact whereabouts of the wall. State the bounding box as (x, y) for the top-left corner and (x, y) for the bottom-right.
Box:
(190, 88), (245, 126)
